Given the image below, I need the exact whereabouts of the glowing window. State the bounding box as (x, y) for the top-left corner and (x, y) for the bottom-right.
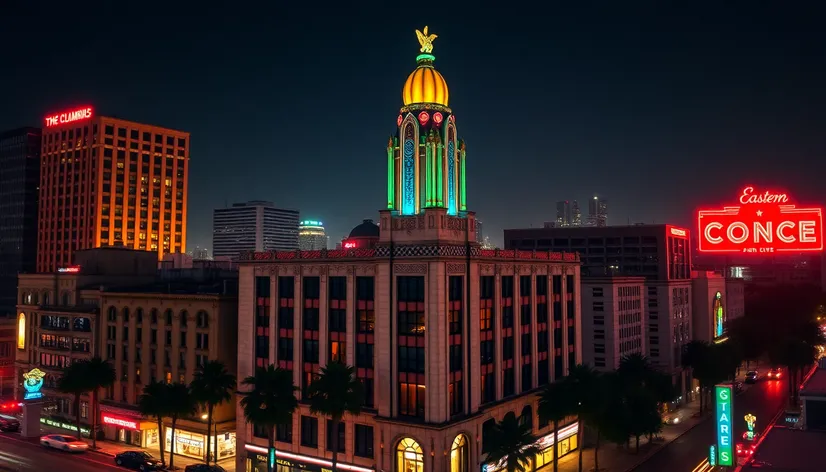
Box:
(450, 434), (469, 472)
(397, 437), (423, 472)
(17, 313), (26, 350)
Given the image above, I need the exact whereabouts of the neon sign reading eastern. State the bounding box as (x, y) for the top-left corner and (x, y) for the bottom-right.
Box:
(44, 107), (93, 127)
(23, 368), (45, 400)
(698, 186), (824, 254)
(715, 384), (734, 466)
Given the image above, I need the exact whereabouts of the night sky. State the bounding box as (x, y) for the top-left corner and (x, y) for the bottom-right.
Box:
(3, 3), (825, 250)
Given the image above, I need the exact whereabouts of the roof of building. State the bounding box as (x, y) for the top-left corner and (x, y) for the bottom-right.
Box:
(100, 278), (238, 297)
(239, 247), (579, 263)
(581, 276), (647, 284)
(743, 427), (826, 472)
(348, 219), (380, 239)
(800, 366), (826, 396)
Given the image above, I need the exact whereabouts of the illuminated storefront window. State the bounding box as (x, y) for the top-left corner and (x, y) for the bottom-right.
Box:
(450, 434), (469, 472)
(17, 313), (25, 349)
(397, 437), (423, 472)
(166, 428), (206, 460)
(485, 423), (579, 472)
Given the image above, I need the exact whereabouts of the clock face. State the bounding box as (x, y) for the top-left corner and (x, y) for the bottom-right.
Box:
(418, 111), (429, 125)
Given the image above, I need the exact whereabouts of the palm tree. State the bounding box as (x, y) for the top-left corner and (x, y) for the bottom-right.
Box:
(138, 381), (169, 468)
(191, 360), (236, 465)
(165, 382), (197, 469)
(84, 356), (116, 448)
(681, 341), (717, 414)
(564, 365), (598, 472)
(306, 362), (364, 472)
(57, 362), (88, 441)
(538, 382), (573, 472)
(239, 366), (299, 472)
(483, 414), (539, 472)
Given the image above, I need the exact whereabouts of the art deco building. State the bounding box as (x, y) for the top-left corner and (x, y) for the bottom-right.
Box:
(37, 108), (189, 272)
(236, 28), (582, 472)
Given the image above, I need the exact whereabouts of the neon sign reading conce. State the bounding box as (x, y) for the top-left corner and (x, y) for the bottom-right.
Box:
(44, 107), (93, 127)
(697, 186), (823, 254)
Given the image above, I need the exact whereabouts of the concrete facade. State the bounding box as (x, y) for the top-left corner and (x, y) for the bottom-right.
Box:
(580, 277), (646, 371)
(690, 271), (727, 343)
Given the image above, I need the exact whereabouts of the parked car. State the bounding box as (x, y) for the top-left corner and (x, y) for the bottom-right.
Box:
(184, 465), (226, 472)
(114, 450), (164, 470)
(767, 367), (782, 380)
(745, 370), (759, 384)
(39, 434), (89, 452)
(0, 414), (20, 432)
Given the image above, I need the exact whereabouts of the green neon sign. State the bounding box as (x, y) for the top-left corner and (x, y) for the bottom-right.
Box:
(715, 384), (733, 466)
(709, 445), (716, 466)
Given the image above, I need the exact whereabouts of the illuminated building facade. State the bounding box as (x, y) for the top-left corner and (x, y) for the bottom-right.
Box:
(690, 271), (728, 342)
(213, 201), (299, 259)
(37, 107), (189, 272)
(298, 220), (328, 250)
(587, 196), (607, 227)
(15, 247), (239, 462)
(0, 127), (41, 317)
(237, 28), (582, 472)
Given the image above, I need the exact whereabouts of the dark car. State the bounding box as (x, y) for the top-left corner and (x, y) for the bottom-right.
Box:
(114, 451), (164, 470)
(0, 414), (19, 432)
(745, 370), (758, 384)
(184, 465), (226, 472)
(767, 367), (782, 380)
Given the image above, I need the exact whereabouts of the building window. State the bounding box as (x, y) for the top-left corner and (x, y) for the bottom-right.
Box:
(448, 275), (463, 416)
(276, 415), (292, 444)
(397, 438), (424, 472)
(355, 276), (375, 407)
(450, 434), (469, 472)
(501, 276), (515, 397)
(397, 276), (425, 418)
(277, 276), (294, 374)
(480, 276), (495, 404)
(300, 416), (318, 448)
(397, 276), (425, 335)
(328, 276), (346, 363)
(354, 424), (374, 458)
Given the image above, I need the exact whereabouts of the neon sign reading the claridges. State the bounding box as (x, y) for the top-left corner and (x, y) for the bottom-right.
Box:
(44, 107), (93, 127)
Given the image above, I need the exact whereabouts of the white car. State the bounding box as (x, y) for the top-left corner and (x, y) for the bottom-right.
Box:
(40, 434), (89, 452)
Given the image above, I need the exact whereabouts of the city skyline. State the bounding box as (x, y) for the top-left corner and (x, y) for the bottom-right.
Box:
(2, 5), (825, 251)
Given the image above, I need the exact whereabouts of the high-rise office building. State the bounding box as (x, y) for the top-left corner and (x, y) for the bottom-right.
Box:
(213, 201), (299, 259)
(555, 200), (582, 227)
(36, 106), (190, 272)
(0, 127), (41, 316)
(476, 219), (484, 244)
(588, 195), (608, 227)
(298, 220), (328, 250)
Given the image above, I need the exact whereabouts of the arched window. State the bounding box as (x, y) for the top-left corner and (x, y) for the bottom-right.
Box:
(43, 292), (50, 306)
(196, 310), (209, 328)
(150, 308), (158, 324)
(180, 310), (188, 328)
(397, 437), (424, 472)
(519, 405), (534, 430)
(61, 292), (70, 306)
(450, 434), (469, 472)
(165, 309), (173, 326)
(122, 307), (130, 323)
(136, 308), (143, 324)
(17, 313), (26, 350)
(482, 418), (496, 454)
(31, 292), (39, 305)
(107, 306), (117, 322)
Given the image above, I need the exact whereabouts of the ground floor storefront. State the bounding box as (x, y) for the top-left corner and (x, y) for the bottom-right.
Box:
(100, 406), (237, 462)
(484, 422), (579, 472)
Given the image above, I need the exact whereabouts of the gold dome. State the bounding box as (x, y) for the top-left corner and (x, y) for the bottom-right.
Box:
(402, 54), (449, 107)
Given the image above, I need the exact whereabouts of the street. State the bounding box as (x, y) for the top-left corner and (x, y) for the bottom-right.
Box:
(633, 371), (789, 472)
(0, 432), (125, 472)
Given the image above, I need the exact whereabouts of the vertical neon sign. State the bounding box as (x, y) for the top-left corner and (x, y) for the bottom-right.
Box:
(715, 384), (733, 466)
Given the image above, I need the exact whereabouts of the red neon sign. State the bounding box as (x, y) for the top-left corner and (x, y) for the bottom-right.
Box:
(668, 226), (688, 238)
(101, 413), (139, 430)
(698, 186), (823, 254)
(44, 107), (93, 127)
(343, 241), (357, 249)
(57, 266), (80, 273)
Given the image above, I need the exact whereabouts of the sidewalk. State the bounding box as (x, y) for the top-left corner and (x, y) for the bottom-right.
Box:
(556, 400), (707, 472)
(38, 423), (236, 471)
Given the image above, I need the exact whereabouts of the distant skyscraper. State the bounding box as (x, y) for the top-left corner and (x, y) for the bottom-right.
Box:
(192, 247), (210, 260)
(213, 201), (299, 259)
(476, 220), (484, 245)
(588, 196), (608, 227)
(571, 200), (582, 226)
(0, 127), (41, 316)
(298, 220), (328, 250)
(556, 200), (582, 227)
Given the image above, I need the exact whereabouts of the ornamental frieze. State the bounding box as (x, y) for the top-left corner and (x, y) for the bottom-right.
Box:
(394, 264), (428, 274)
